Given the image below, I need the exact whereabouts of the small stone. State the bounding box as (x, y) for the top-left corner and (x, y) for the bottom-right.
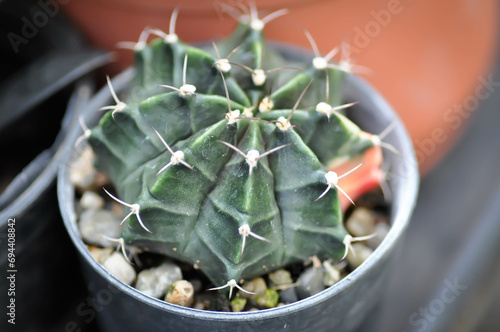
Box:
(103, 252), (136, 285)
(367, 222), (390, 248)
(193, 293), (212, 310)
(70, 147), (98, 190)
(256, 288), (279, 308)
(80, 191), (105, 210)
(279, 288), (298, 304)
(135, 262), (182, 298)
(230, 296), (247, 312)
(79, 209), (122, 247)
(88, 246), (113, 263)
(296, 265), (325, 300)
(323, 260), (341, 287)
(345, 207), (376, 237)
(346, 243), (374, 269)
(269, 269), (293, 286)
(165, 280), (194, 307)
(239, 277), (267, 300)
(335, 260), (349, 273)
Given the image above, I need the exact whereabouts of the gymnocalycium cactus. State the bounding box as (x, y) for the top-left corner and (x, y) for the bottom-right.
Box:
(87, 5), (391, 296)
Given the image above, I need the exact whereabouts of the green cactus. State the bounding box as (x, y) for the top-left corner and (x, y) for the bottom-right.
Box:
(88, 6), (385, 295)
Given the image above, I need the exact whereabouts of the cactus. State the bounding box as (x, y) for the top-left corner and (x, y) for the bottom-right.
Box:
(87, 5), (388, 295)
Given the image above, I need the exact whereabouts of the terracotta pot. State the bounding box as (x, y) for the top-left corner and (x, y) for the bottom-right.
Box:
(63, 0), (498, 174)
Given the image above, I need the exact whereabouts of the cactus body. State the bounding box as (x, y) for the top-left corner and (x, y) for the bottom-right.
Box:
(89, 11), (378, 290)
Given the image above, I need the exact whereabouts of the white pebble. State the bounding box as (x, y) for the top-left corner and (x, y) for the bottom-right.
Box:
(368, 222), (390, 248)
(346, 243), (374, 269)
(88, 246), (113, 263)
(80, 191), (105, 210)
(70, 147), (97, 189)
(269, 269), (293, 286)
(135, 263), (183, 298)
(345, 208), (376, 237)
(103, 252), (136, 285)
(323, 260), (341, 287)
(79, 209), (122, 247)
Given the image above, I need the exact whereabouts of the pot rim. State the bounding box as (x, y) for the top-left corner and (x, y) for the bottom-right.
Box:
(0, 78), (94, 226)
(58, 43), (419, 321)
(0, 48), (112, 224)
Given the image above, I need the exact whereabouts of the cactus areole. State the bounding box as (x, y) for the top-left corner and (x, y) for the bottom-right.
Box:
(88, 8), (384, 293)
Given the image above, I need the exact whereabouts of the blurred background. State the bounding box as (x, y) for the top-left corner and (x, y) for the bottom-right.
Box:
(0, 0), (499, 331)
(62, 0), (499, 175)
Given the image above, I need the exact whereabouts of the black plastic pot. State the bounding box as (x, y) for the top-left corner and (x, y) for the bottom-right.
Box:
(58, 45), (419, 332)
(0, 79), (94, 331)
(0, 2), (115, 330)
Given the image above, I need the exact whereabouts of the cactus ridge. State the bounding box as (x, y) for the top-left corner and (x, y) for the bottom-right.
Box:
(88, 6), (378, 290)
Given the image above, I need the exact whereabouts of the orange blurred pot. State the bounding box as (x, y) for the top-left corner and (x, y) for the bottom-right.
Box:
(63, 0), (498, 174)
